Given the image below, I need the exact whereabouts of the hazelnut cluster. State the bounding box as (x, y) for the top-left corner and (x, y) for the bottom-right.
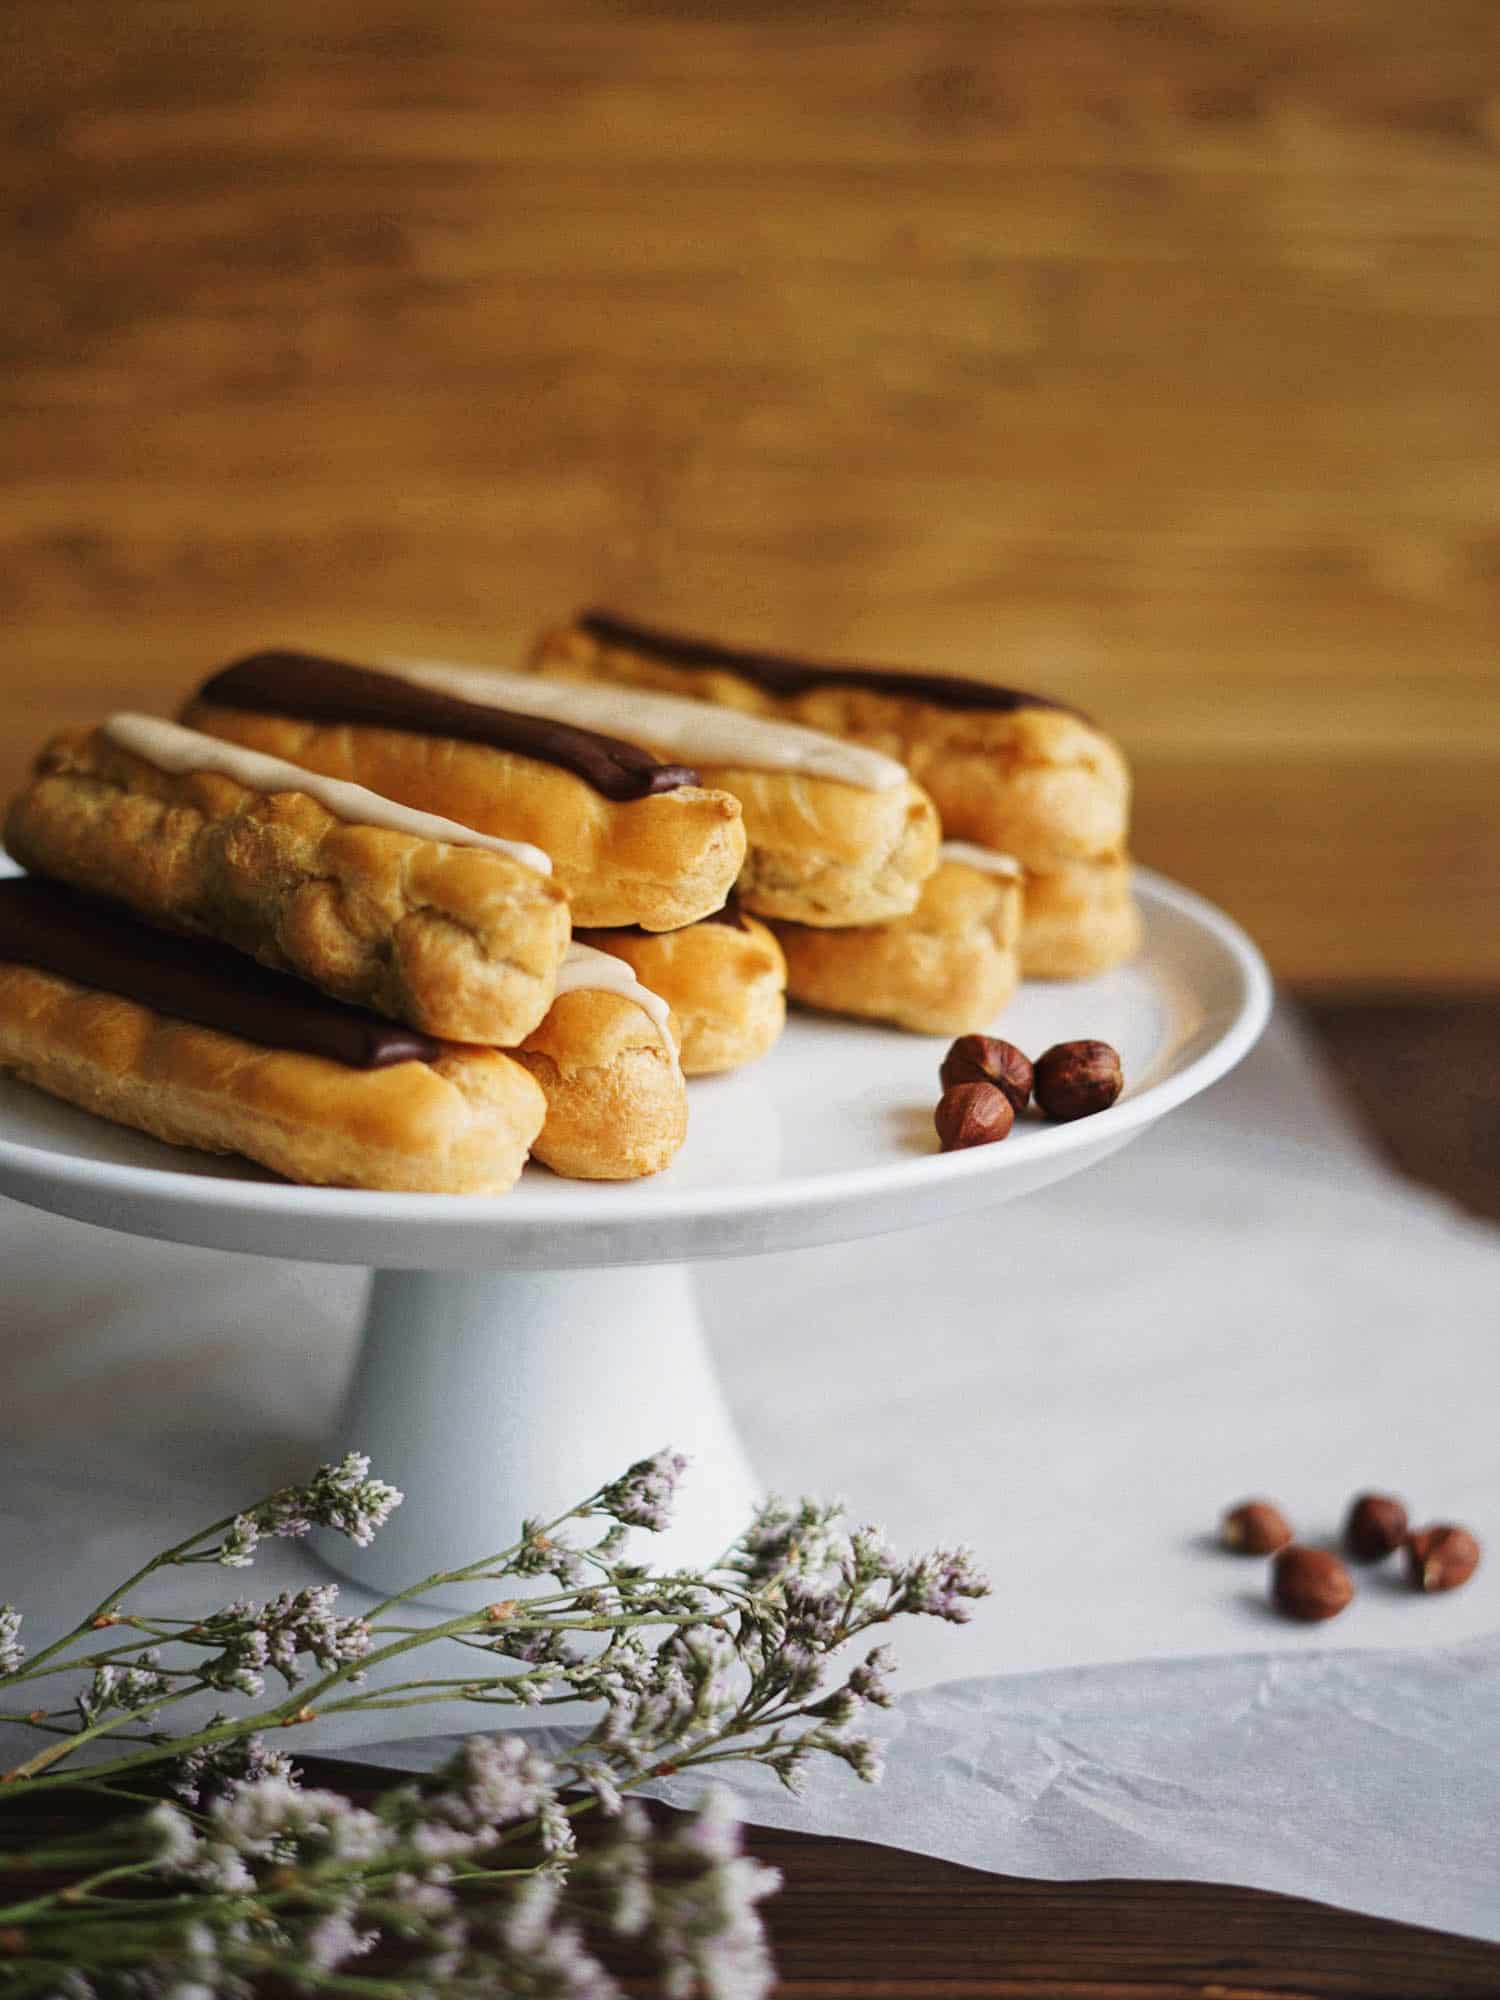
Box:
(1217, 1490), (1482, 1623)
(933, 1035), (1123, 1152)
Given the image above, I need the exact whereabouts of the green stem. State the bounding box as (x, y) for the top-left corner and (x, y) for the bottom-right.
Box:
(2, 1630), (190, 1690)
(0, 1858), (157, 1925)
(5, 1517), (244, 1686)
(3, 1686), (202, 1784)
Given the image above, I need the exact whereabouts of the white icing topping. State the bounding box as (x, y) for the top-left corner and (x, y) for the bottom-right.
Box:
(379, 655), (907, 794)
(102, 714), (553, 876)
(554, 942), (679, 1067)
(939, 841), (1024, 881)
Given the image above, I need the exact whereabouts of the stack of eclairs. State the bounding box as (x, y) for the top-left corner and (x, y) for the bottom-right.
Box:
(0, 625), (1138, 1192)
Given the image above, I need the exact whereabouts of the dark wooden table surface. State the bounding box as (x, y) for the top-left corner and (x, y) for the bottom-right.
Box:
(308, 1752), (1500, 1999)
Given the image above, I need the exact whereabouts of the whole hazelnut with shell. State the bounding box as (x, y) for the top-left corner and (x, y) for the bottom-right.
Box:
(940, 1036), (1033, 1115)
(1033, 1041), (1124, 1123)
(1271, 1546), (1355, 1623)
(934, 1081), (1015, 1153)
(1405, 1525), (1481, 1594)
(1343, 1492), (1408, 1563)
(1220, 1499), (1293, 1556)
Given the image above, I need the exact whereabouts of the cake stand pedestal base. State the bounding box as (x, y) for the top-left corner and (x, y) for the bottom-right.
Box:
(312, 1265), (759, 1607)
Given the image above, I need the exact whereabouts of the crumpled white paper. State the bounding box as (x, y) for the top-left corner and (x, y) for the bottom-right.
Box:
(364, 1633), (1500, 1944)
(2, 1009), (1498, 1940)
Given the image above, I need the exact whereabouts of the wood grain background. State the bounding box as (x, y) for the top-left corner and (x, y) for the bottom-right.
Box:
(4, 0), (1498, 984)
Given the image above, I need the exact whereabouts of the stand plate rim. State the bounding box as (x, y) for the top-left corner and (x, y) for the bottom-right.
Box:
(0, 869), (1272, 1264)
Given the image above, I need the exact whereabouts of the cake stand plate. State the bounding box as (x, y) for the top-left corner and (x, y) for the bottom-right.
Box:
(0, 869), (1270, 1602)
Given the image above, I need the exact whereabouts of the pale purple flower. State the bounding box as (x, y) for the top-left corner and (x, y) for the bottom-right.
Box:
(232, 1454), (403, 1554)
(384, 1870), (459, 1921)
(0, 1604), (24, 1676)
(142, 1802), (200, 1871)
(595, 1800), (652, 1935)
(301, 1912), (377, 1971)
(77, 1652), (170, 1726)
(538, 1793), (577, 1861)
(440, 1732), (557, 1830)
(260, 1585), (370, 1684)
(894, 1545), (990, 1623)
(781, 1577), (846, 1647)
(171, 1729), (299, 1808)
(652, 1791), (780, 2000)
(215, 1515), (262, 1569)
(846, 1644), (896, 1708)
(600, 1449), (689, 1533)
(196, 1614), (269, 1698)
(500, 1875), (616, 1999)
(207, 1779), (386, 1867)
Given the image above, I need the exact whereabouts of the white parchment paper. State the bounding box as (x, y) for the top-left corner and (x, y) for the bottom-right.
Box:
(1, 1009), (1497, 1938)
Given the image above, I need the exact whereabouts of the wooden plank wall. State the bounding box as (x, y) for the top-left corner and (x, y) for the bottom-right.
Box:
(4, 0), (1498, 985)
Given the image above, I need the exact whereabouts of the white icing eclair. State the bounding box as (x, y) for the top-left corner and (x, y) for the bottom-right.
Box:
(531, 611), (1136, 965)
(5, 717), (573, 1047)
(574, 906), (786, 1076)
(770, 841), (1025, 1036)
(514, 943), (688, 1179)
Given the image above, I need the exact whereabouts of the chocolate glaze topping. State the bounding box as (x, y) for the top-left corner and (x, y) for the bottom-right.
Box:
(0, 877), (442, 1069)
(578, 611), (1073, 716)
(196, 650), (699, 801)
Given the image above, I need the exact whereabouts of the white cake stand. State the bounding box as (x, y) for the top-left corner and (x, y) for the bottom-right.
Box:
(0, 869), (1270, 1605)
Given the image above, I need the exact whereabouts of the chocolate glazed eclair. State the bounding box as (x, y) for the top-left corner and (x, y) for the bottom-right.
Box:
(185, 650), (940, 930)
(532, 612), (1138, 972)
(0, 879), (545, 1193)
(180, 651), (745, 932)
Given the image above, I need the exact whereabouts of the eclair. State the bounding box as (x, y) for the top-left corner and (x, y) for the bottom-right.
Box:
(514, 944), (687, 1179)
(770, 843), (1023, 1036)
(179, 651), (744, 932)
(183, 651), (940, 930)
(5, 717), (571, 1047)
(575, 902), (787, 1076)
(1018, 856), (1142, 979)
(532, 612), (1137, 970)
(0, 878), (545, 1194)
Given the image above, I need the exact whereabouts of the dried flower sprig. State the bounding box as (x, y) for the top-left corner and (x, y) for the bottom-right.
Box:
(0, 1450), (987, 1997)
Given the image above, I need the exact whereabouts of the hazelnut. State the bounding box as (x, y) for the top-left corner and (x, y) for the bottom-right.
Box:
(1271, 1546), (1354, 1622)
(1033, 1040), (1124, 1122)
(934, 1081), (1014, 1152)
(1343, 1492), (1409, 1563)
(1220, 1499), (1293, 1556)
(1405, 1524), (1481, 1594)
(939, 1036), (1034, 1115)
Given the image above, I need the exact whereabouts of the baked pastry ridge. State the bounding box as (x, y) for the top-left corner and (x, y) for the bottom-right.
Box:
(0, 877), (545, 1193)
(575, 904), (787, 1076)
(5, 717), (573, 1046)
(1019, 855), (1143, 979)
(770, 844), (1023, 1036)
(514, 942), (687, 1179)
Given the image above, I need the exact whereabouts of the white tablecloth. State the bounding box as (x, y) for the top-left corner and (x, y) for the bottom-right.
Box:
(3, 1008), (1498, 1939)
